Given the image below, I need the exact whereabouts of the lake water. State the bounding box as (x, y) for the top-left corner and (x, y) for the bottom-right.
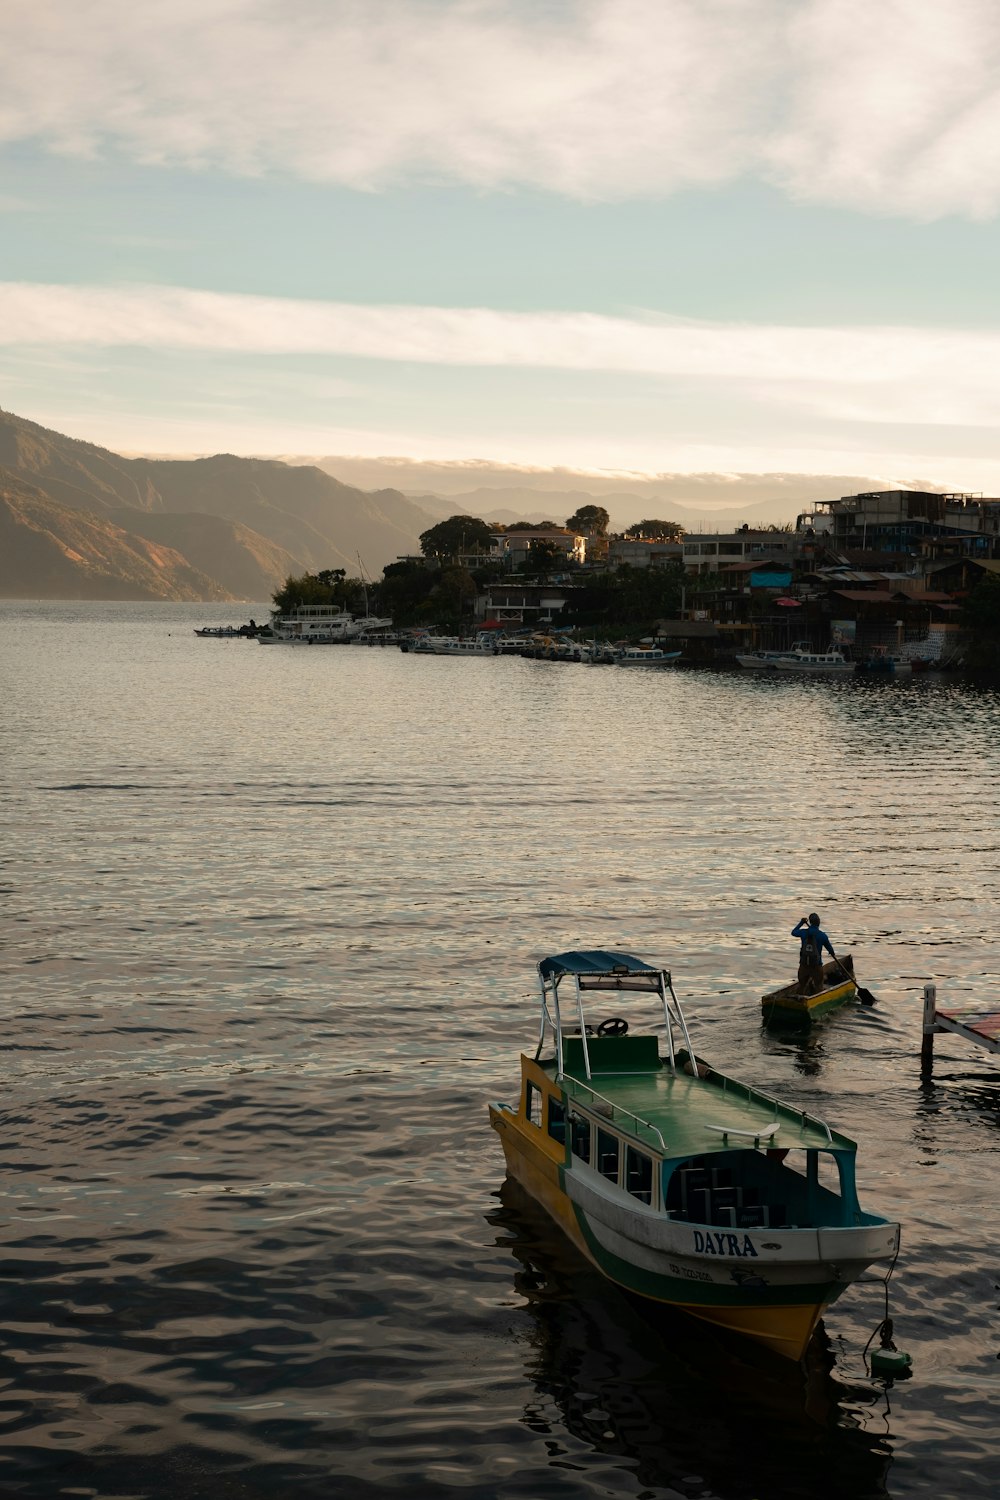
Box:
(2, 600), (1000, 1500)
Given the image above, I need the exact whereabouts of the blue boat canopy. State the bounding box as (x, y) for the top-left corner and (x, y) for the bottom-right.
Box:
(538, 950), (662, 980)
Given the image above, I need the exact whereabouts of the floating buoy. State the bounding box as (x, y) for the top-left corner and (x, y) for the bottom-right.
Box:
(867, 1315), (913, 1379)
(871, 1346), (913, 1378)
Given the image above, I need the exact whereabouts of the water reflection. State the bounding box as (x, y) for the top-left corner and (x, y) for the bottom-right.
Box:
(490, 1179), (894, 1500)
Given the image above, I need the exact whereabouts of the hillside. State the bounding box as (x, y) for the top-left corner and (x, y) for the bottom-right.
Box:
(0, 472), (230, 601)
(0, 410), (439, 599)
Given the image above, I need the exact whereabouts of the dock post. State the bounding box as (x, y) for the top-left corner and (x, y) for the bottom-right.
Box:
(920, 983), (937, 1075)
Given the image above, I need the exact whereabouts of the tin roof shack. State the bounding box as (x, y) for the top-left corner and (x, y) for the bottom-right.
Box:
(809, 582), (955, 656)
(653, 619), (721, 660)
(685, 558), (808, 651)
(921, 557), (1000, 596)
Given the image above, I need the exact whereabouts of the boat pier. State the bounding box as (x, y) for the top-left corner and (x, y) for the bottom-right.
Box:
(920, 983), (1000, 1073)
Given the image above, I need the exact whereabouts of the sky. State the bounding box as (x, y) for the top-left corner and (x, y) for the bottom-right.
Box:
(4, 0), (1000, 496)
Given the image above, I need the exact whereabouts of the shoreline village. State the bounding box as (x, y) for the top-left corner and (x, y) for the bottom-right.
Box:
(199, 489), (1000, 674)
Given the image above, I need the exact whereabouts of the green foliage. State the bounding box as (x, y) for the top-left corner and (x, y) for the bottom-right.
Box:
(961, 572), (1000, 670)
(272, 569), (369, 614)
(430, 565), (477, 627)
(419, 515), (494, 559)
(560, 561), (685, 631)
(523, 540), (566, 576)
(379, 559), (435, 626)
(623, 518), (685, 542)
(566, 504), (610, 537)
(961, 572), (1000, 631)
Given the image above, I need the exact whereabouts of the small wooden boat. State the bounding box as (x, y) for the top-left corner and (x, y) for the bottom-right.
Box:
(761, 954), (857, 1024)
(489, 950), (899, 1361)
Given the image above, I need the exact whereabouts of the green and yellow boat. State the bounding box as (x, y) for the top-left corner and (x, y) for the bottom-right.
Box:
(761, 954), (857, 1025)
(489, 950), (899, 1362)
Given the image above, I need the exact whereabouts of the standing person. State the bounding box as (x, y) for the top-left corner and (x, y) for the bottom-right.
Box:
(792, 913), (835, 995)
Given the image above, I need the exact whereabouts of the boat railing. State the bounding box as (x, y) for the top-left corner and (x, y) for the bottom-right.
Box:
(563, 1075), (667, 1153)
(711, 1071), (834, 1143)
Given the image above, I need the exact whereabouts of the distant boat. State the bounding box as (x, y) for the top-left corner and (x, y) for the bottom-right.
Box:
(194, 622), (261, 639)
(615, 646), (682, 667)
(773, 648), (853, 675)
(855, 647), (914, 676)
(734, 641), (812, 669)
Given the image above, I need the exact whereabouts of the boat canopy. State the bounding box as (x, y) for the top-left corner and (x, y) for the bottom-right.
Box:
(538, 950), (664, 990)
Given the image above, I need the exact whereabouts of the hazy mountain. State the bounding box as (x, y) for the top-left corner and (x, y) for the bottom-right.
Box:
(0, 471), (230, 601)
(296, 455), (931, 531)
(0, 410), (441, 599)
(105, 508), (302, 602)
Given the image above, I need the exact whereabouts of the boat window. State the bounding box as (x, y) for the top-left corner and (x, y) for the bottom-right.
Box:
(596, 1128), (619, 1183)
(625, 1147), (653, 1205)
(526, 1082), (542, 1128)
(569, 1112), (591, 1164)
(547, 1097), (566, 1144)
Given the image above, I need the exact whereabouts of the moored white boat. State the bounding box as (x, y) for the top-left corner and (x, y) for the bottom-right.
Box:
(434, 634), (500, 656)
(489, 950), (900, 1361)
(734, 641), (811, 669)
(257, 604), (355, 645)
(615, 646), (682, 667)
(406, 633), (497, 655)
(773, 648), (854, 674)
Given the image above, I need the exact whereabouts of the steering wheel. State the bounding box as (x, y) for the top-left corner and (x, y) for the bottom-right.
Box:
(597, 1016), (629, 1037)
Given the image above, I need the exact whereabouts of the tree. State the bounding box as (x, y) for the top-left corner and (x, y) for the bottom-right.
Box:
(559, 561), (684, 632)
(272, 569), (369, 614)
(523, 540), (566, 576)
(961, 572), (1000, 671)
(623, 518), (685, 542)
(419, 515), (494, 560)
(566, 504), (610, 537)
(379, 559), (435, 625)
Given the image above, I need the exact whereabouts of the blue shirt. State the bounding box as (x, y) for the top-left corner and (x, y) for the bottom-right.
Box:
(792, 920), (834, 962)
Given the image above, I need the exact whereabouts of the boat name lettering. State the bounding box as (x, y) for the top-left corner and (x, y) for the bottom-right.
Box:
(692, 1230), (758, 1259)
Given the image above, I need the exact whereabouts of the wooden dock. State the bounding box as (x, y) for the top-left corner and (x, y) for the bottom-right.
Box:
(921, 983), (1000, 1072)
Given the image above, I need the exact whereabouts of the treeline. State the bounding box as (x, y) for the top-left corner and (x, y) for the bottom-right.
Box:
(272, 507), (691, 635)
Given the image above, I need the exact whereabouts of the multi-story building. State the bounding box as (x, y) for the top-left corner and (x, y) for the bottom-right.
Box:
(796, 490), (1000, 558)
(681, 528), (818, 576)
(607, 538), (682, 569)
(473, 581), (576, 627)
(491, 528), (586, 568)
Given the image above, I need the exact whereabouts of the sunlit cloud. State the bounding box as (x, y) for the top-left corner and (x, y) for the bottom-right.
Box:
(2, 280), (1000, 432)
(3, 1), (1000, 218)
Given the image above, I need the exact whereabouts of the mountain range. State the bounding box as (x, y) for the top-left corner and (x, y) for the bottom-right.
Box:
(0, 407), (909, 600)
(0, 410), (437, 601)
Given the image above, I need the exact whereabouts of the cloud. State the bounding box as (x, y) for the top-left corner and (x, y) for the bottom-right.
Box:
(3, 1), (1000, 218)
(3, 280), (1000, 433)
